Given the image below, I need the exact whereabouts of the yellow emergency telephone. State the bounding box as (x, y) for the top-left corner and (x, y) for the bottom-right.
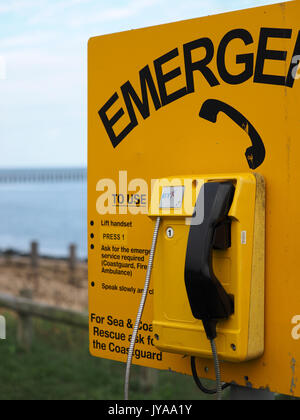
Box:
(124, 172), (265, 400)
(148, 173), (265, 363)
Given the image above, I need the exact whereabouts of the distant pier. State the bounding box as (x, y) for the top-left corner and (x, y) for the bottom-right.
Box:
(0, 168), (87, 184)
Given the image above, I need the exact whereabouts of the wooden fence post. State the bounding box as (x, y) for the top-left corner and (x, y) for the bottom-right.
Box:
(4, 250), (13, 266)
(30, 241), (39, 268)
(17, 289), (34, 351)
(29, 241), (39, 292)
(69, 244), (77, 286)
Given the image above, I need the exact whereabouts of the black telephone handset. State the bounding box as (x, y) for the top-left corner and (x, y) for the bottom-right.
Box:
(185, 181), (235, 340)
(199, 99), (266, 170)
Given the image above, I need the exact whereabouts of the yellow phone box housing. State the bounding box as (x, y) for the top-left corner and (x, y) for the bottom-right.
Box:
(149, 173), (265, 363)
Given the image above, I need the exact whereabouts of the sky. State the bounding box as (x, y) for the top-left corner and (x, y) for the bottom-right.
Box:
(0, 0), (286, 168)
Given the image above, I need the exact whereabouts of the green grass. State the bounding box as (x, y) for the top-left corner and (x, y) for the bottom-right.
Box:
(0, 312), (215, 400)
(1, 312), (298, 400)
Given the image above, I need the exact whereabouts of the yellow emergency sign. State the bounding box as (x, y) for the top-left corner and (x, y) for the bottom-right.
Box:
(88, 0), (300, 397)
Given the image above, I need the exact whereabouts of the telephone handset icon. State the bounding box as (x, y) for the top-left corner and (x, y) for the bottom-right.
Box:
(199, 99), (266, 170)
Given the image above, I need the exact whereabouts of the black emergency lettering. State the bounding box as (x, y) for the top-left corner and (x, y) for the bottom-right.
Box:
(184, 37), (220, 92)
(121, 65), (162, 125)
(286, 30), (300, 88)
(154, 48), (188, 106)
(217, 29), (254, 85)
(254, 27), (293, 86)
(98, 92), (135, 148)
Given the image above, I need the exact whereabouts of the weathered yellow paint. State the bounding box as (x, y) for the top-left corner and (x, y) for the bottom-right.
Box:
(88, 0), (300, 397)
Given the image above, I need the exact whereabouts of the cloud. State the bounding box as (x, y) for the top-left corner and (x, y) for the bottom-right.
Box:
(0, 0), (292, 168)
(142, 0), (287, 26)
(26, 0), (162, 26)
(27, 0), (91, 24)
(0, 32), (56, 49)
(0, 0), (46, 14)
(69, 0), (287, 30)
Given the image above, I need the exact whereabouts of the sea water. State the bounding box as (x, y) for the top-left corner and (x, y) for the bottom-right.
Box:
(0, 172), (87, 259)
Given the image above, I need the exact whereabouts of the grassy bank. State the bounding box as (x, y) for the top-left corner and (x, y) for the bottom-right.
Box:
(0, 311), (214, 400)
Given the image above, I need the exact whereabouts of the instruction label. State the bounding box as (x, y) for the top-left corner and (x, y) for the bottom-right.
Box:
(100, 218), (150, 278)
(90, 313), (163, 362)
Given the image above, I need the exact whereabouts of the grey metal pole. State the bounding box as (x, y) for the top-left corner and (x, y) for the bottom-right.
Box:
(230, 385), (275, 400)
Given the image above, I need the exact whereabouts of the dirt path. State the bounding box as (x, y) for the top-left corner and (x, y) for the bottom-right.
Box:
(0, 255), (88, 312)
